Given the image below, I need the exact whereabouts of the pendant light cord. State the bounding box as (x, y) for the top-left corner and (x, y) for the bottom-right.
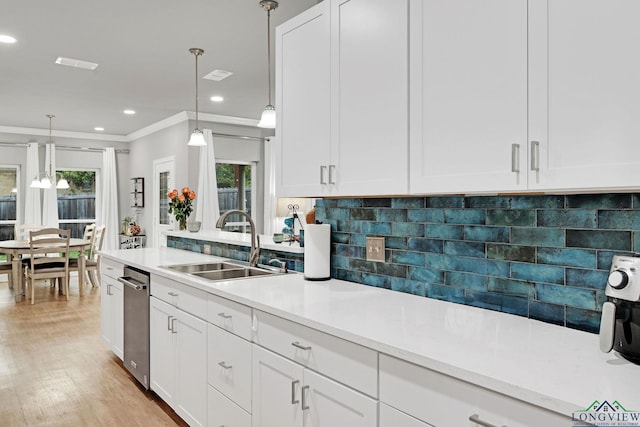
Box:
(47, 114), (54, 177)
(194, 52), (200, 129)
(266, 8), (272, 105)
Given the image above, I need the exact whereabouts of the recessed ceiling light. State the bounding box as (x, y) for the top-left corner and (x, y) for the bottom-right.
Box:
(203, 69), (234, 82)
(123, 109), (136, 115)
(94, 127), (104, 131)
(210, 95), (224, 102)
(0, 35), (17, 44)
(55, 56), (98, 71)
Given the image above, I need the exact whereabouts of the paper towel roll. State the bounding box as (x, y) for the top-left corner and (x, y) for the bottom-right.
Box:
(304, 224), (331, 280)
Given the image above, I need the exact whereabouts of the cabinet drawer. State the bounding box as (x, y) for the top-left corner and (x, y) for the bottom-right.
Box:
(208, 385), (251, 427)
(380, 403), (433, 427)
(379, 354), (570, 427)
(151, 274), (207, 319)
(101, 258), (123, 280)
(207, 294), (252, 341)
(208, 324), (252, 413)
(254, 310), (377, 397)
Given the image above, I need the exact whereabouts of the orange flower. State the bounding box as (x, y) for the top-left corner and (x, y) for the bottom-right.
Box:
(168, 189), (178, 199)
(181, 186), (190, 194)
(188, 190), (196, 200)
(178, 193), (185, 202)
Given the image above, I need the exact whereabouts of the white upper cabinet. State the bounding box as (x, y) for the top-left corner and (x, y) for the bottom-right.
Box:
(276, 1), (331, 197)
(529, 0), (640, 191)
(409, 0), (529, 194)
(276, 0), (409, 197)
(330, 0), (409, 196)
(411, 0), (640, 194)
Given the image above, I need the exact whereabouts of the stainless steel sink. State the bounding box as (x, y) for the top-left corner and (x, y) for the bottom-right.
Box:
(163, 261), (281, 282)
(164, 262), (242, 273)
(191, 267), (276, 281)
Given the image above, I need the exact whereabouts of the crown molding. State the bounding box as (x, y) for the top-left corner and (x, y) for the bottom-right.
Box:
(0, 111), (261, 144)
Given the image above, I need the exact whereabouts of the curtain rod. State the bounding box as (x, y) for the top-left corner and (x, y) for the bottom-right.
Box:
(211, 132), (265, 142)
(0, 141), (130, 154)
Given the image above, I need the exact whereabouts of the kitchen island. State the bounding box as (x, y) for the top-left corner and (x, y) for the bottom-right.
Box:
(101, 247), (638, 426)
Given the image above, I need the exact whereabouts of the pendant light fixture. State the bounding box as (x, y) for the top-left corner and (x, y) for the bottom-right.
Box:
(30, 115), (70, 189)
(187, 48), (207, 146)
(257, 0), (278, 129)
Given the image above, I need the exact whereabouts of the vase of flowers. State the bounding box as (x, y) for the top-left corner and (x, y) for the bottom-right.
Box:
(168, 187), (196, 231)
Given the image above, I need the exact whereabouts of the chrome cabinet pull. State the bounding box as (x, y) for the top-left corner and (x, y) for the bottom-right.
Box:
(250, 313), (258, 332)
(511, 144), (520, 173)
(217, 312), (232, 319)
(301, 385), (310, 410)
(291, 341), (311, 351)
(167, 315), (173, 331)
(291, 380), (300, 404)
(530, 141), (540, 172)
(218, 361), (233, 370)
(328, 164), (336, 184)
(107, 284), (112, 295)
(320, 166), (327, 184)
(168, 292), (178, 297)
(468, 414), (506, 427)
(171, 317), (177, 334)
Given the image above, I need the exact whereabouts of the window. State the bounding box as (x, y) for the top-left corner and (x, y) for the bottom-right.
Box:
(56, 169), (97, 238)
(0, 166), (18, 240)
(216, 162), (255, 233)
(159, 171), (170, 226)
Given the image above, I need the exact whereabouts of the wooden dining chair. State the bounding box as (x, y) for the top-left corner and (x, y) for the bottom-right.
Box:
(23, 228), (71, 304)
(0, 261), (12, 289)
(85, 225), (105, 287)
(14, 224), (46, 241)
(68, 224), (100, 288)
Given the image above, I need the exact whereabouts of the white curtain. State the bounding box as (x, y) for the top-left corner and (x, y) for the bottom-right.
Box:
(100, 147), (119, 250)
(24, 143), (41, 226)
(41, 144), (59, 228)
(195, 129), (220, 229)
(263, 137), (277, 236)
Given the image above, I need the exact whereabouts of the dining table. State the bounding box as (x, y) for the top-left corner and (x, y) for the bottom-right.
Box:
(0, 238), (91, 303)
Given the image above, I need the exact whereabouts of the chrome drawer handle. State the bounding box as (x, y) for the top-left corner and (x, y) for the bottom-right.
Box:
(320, 166), (327, 185)
(217, 312), (232, 319)
(511, 143), (520, 173)
(301, 385), (310, 410)
(167, 315), (173, 331)
(291, 341), (311, 351)
(218, 361), (233, 370)
(468, 414), (507, 427)
(171, 318), (177, 334)
(168, 292), (178, 297)
(291, 380), (300, 404)
(530, 141), (540, 172)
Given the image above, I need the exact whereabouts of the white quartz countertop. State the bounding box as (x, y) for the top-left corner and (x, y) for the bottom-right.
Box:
(101, 247), (640, 418)
(165, 229), (304, 254)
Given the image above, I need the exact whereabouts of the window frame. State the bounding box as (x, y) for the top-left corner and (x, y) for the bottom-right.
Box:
(0, 164), (20, 238)
(56, 167), (100, 238)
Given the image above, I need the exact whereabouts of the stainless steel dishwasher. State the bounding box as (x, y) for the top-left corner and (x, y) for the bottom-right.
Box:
(118, 266), (150, 389)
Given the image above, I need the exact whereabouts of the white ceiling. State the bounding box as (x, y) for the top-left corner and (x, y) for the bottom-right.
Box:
(0, 0), (317, 138)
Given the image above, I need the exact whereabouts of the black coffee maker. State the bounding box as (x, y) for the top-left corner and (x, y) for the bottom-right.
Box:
(600, 255), (640, 364)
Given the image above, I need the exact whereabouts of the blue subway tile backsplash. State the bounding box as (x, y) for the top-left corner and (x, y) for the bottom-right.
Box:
(316, 193), (640, 334)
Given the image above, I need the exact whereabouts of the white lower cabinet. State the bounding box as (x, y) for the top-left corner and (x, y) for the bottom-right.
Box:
(380, 403), (433, 427)
(150, 295), (207, 427)
(252, 345), (377, 427)
(208, 385), (251, 427)
(379, 354), (569, 427)
(100, 259), (123, 360)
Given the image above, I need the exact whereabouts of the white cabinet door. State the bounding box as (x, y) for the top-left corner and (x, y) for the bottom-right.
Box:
(331, 0), (409, 196)
(409, 0), (528, 194)
(208, 385), (251, 427)
(252, 345), (304, 427)
(150, 296), (177, 406)
(100, 275), (124, 360)
(112, 279), (124, 360)
(175, 310), (208, 427)
(276, 1), (331, 197)
(379, 403), (433, 427)
(302, 369), (377, 427)
(528, 0), (640, 191)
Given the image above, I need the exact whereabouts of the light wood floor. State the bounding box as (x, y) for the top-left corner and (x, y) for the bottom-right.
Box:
(0, 275), (188, 427)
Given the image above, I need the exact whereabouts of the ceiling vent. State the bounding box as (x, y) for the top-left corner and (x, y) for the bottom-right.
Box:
(203, 69), (234, 81)
(55, 57), (99, 71)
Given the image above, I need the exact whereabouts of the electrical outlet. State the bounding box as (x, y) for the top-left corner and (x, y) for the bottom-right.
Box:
(366, 237), (385, 262)
(203, 244), (211, 255)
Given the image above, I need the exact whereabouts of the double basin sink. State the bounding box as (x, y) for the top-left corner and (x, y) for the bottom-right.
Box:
(164, 261), (281, 282)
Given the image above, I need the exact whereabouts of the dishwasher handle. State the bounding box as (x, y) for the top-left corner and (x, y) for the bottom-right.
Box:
(118, 276), (148, 291)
